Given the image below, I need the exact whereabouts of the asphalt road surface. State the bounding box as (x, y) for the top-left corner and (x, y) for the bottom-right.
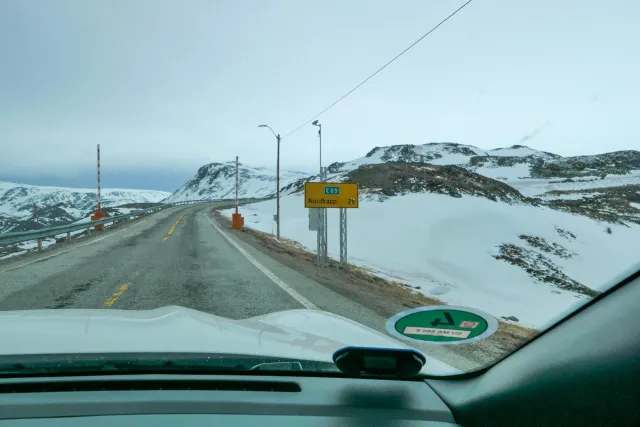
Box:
(0, 204), (476, 371)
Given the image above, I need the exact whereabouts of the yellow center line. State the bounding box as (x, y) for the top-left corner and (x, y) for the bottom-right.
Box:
(104, 283), (129, 307)
(163, 236), (168, 241)
(164, 215), (183, 240)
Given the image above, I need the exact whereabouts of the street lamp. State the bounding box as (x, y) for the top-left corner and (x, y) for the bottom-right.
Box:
(312, 120), (321, 177)
(258, 124), (281, 240)
(311, 120), (327, 264)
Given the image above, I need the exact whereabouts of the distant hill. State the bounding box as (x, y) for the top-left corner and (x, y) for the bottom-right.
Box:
(0, 181), (169, 233)
(163, 162), (309, 203)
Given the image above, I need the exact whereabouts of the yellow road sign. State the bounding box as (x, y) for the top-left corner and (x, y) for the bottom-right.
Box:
(304, 182), (359, 208)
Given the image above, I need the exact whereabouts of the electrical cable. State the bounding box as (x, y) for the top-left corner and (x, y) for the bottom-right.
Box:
(282, 0), (474, 139)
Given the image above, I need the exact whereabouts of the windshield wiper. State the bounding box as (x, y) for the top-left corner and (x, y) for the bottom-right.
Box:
(250, 361), (303, 371)
(0, 360), (242, 376)
(0, 349), (426, 379)
(0, 353), (337, 377)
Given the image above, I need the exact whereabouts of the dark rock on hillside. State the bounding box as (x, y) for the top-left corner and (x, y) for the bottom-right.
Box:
(279, 177), (309, 195)
(361, 143), (640, 183)
(542, 184), (640, 225)
(380, 145), (443, 162)
(518, 235), (575, 259)
(530, 151), (640, 179)
(423, 142), (480, 156)
(344, 162), (529, 203)
(0, 187), (30, 206)
(493, 243), (599, 297)
(327, 162), (346, 173)
(364, 142), (482, 164)
(7, 203), (78, 232)
(469, 155), (532, 169)
(490, 145), (561, 158)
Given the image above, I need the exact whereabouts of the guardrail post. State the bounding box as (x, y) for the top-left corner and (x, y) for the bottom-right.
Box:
(37, 238), (42, 251)
(66, 231), (70, 242)
(87, 227), (91, 236)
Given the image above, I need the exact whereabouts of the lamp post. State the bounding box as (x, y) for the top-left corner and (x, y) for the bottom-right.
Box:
(312, 120), (322, 175)
(258, 124), (281, 240)
(312, 120), (328, 264)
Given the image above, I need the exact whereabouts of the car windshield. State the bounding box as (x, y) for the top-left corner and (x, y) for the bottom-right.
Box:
(0, 0), (638, 379)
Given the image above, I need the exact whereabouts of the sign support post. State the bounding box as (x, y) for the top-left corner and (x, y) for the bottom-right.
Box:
(305, 179), (358, 268)
(317, 168), (327, 267)
(322, 168), (328, 264)
(339, 207), (347, 268)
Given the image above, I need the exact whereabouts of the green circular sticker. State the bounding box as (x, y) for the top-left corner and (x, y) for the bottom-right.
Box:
(386, 306), (498, 345)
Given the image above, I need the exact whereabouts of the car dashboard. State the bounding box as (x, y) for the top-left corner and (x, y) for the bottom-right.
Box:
(0, 373), (460, 426)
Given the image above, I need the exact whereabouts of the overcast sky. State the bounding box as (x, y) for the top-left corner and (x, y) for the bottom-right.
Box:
(1, 0), (638, 191)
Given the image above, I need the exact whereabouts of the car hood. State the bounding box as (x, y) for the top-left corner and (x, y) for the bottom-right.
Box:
(0, 306), (460, 375)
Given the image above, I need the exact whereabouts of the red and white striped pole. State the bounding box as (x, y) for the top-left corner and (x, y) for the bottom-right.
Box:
(97, 144), (101, 210)
(235, 156), (239, 215)
(91, 144), (105, 230)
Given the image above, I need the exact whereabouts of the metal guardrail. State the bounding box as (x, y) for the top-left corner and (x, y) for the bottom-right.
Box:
(0, 199), (239, 247)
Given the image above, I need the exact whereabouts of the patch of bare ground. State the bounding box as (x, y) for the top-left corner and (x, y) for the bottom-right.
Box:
(215, 211), (538, 367)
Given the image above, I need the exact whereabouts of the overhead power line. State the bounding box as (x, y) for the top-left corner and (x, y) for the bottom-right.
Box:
(282, 0), (474, 139)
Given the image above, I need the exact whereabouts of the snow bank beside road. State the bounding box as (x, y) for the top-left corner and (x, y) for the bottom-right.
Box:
(222, 193), (640, 329)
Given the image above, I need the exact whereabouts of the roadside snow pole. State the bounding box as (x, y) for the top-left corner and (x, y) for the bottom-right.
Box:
(34, 203), (40, 230)
(90, 144), (105, 230)
(231, 156), (244, 230)
(236, 156), (239, 213)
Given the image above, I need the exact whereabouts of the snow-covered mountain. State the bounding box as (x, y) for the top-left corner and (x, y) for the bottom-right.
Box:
(318, 142), (640, 225)
(164, 162), (309, 203)
(327, 142), (640, 195)
(0, 181), (170, 232)
(325, 142), (558, 173)
(170, 143), (640, 226)
(168, 143), (640, 202)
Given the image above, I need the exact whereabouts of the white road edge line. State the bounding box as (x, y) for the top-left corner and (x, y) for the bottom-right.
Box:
(0, 234), (113, 274)
(0, 248), (72, 273)
(205, 217), (463, 374)
(207, 216), (318, 310)
(129, 218), (149, 228)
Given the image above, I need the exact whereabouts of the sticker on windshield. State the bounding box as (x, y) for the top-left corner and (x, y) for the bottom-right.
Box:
(385, 306), (498, 345)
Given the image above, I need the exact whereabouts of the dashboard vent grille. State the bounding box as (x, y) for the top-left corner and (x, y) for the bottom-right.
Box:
(0, 379), (301, 393)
